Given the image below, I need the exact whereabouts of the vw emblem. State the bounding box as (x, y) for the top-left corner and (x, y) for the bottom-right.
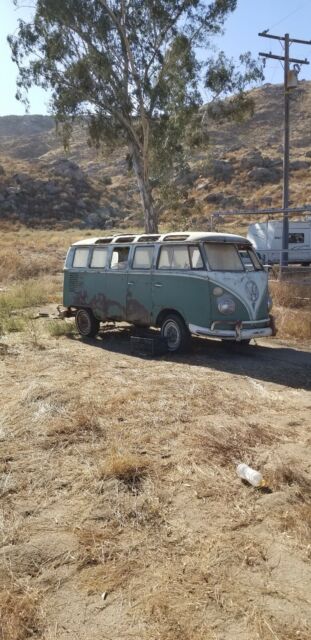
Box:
(246, 280), (259, 303)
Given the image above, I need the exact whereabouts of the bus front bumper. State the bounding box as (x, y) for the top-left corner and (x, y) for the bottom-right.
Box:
(189, 317), (275, 341)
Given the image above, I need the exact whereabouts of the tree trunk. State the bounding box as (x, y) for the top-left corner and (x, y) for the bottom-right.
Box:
(130, 143), (158, 233)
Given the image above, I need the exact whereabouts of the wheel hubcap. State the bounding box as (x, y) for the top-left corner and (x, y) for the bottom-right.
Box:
(77, 312), (91, 335)
(164, 321), (180, 350)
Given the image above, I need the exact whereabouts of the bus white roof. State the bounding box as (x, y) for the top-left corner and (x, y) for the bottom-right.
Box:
(72, 231), (251, 246)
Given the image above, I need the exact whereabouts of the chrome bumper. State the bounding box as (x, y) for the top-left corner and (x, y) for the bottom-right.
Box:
(189, 318), (273, 341)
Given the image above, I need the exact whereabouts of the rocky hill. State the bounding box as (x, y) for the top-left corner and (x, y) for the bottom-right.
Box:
(1, 81), (311, 229)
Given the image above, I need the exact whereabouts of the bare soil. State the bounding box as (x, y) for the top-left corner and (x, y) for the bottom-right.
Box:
(1, 316), (311, 639)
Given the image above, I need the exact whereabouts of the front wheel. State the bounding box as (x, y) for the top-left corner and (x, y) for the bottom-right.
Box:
(75, 308), (100, 337)
(160, 314), (190, 353)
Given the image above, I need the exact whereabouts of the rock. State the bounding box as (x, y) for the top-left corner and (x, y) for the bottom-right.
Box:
(290, 160), (310, 170)
(241, 150), (265, 170)
(212, 160), (233, 183)
(196, 181), (210, 191)
(305, 150), (311, 158)
(44, 180), (62, 195)
(0, 166), (5, 176)
(86, 212), (101, 227)
(175, 170), (200, 187)
(51, 158), (84, 180)
(13, 173), (30, 185)
(0, 194), (5, 203)
(248, 166), (282, 184)
(204, 192), (224, 204)
(221, 195), (244, 209)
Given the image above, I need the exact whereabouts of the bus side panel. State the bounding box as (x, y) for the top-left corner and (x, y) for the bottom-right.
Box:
(63, 270), (87, 308)
(151, 272), (210, 328)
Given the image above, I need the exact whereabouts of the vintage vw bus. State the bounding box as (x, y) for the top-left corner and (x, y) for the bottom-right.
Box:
(63, 232), (275, 352)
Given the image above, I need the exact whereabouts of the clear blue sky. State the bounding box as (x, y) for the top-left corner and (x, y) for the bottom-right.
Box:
(2, 0), (311, 115)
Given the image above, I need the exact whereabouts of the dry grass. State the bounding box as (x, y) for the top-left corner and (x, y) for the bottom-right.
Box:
(0, 248), (60, 282)
(98, 453), (150, 491)
(0, 224), (310, 640)
(265, 463), (311, 493)
(76, 524), (121, 568)
(0, 278), (59, 312)
(197, 422), (277, 467)
(46, 319), (76, 337)
(44, 404), (102, 447)
(0, 587), (42, 640)
(274, 306), (311, 340)
(269, 280), (311, 340)
(270, 281), (311, 309)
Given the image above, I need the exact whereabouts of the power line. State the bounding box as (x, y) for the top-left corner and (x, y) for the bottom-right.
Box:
(258, 30), (311, 270)
(265, 1), (310, 32)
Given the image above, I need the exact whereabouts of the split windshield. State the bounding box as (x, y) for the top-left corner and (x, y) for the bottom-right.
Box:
(204, 243), (263, 272)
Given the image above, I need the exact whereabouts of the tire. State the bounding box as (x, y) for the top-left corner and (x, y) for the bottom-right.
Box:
(160, 313), (190, 353)
(75, 308), (100, 337)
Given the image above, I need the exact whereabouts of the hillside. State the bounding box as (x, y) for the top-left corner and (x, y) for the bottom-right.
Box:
(1, 82), (311, 229)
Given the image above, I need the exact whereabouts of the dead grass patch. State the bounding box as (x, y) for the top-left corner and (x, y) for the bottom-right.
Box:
(75, 524), (121, 568)
(80, 557), (139, 595)
(279, 503), (311, 543)
(274, 306), (311, 340)
(44, 405), (102, 447)
(97, 453), (150, 491)
(265, 464), (311, 493)
(270, 281), (311, 309)
(198, 422), (276, 467)
(46, 319), (76, 337)
(0, 586), (42, 640)
(254, 619), (311, 640)
(0, 249), (60, 282)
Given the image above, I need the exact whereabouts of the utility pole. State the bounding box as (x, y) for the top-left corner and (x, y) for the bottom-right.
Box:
(258, 31), (311, 269)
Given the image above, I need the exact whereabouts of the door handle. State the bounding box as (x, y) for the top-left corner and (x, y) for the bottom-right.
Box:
(128, 281), (134, 285)
(153, 283), (163, 287)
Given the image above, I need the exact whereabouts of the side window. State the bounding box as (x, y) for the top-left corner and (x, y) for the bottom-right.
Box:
(158, 246), (190, 270)
(110, 247), (130, 270)
(132, 246), (154, 269)
(189, 246), (204, 269)
(72, 248), (89, 268)
(90, 248), (108, 268)
(289, 233), (304, 244)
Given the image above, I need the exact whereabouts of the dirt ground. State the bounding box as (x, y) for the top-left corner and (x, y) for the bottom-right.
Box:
(1, 313), (311, 639)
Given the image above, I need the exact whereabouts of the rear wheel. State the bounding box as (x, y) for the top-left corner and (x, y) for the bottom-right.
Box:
(161, 313), (190, 353)
(75, 308), (100, 337)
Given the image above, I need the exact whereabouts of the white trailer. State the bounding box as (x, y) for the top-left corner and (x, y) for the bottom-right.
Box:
(247, 220), (311, 265)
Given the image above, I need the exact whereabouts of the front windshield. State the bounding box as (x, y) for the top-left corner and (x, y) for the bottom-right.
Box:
(239, 248), (263, 271)
(204, 243), (244, 271)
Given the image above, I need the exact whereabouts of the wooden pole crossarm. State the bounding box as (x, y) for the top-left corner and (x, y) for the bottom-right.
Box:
(259, 52), (309, 65)
(259, 32), (311, 46)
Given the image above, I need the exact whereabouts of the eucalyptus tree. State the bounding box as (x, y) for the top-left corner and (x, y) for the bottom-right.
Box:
(9, 0), (240, 232)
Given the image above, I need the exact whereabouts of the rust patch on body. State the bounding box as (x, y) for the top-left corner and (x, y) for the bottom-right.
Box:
(73, 290), (125, 321)
(126, 298), (150, 325)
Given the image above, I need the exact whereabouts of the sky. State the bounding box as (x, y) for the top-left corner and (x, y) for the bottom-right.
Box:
(1, 0), (311, 115)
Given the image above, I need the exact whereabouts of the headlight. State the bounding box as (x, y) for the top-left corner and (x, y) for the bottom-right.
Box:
(217, 295), (236, 315)
(267, 294), (273, 312)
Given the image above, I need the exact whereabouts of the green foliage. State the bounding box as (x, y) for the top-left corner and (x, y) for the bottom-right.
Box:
(204, 51), (264, 122)
(8, 0), (263, 230)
